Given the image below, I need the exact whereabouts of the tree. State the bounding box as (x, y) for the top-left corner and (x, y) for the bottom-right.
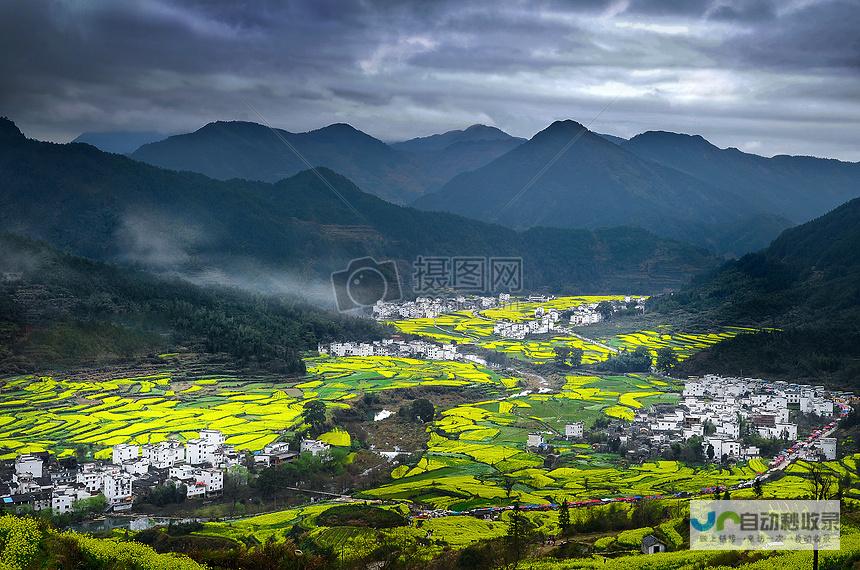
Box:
(302, 400), (327, 433)
(503, 476), (515, 498)
(596, 346), (652, 373)
(506, 500), (527, 564)
(72, 495), (106, 517)
(753, 478), (763, 498)
(569, 347), (584, 368)
(807, 463), (838, 570)
(808, 463), (837, 500)
(553, 346), (571, 366)
(411, 398), (435, 423)
(706, 443), (715, 462)
(596, 301), (614, 321)
(655, 347), (678, 374)
(558, 497), (570, 536)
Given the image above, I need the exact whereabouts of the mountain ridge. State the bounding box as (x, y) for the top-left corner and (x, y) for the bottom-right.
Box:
(0, 118), (718, 295)
(131, 120), (524, 203)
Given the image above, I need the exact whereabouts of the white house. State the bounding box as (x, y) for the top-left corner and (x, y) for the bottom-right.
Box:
(300, 439), (331, 457)
(77, 463), (119, 494)
(169, 466), (224, 497)
(112, 444), (139, 465)
(121, 458), (151, 476)
(51, 486), (91, 514)
(15, 455), (43, 479)
(818, 438), (837, 461)
(142, 440), (186, 468)
(565, 423), (584, 439)
(527, 433), (544, 449)
(102, 472), (133, 510)
(199, 429), (226, 446)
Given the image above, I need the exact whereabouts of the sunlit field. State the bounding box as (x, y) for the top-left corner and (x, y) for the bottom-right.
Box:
(0, 356), (514, 459)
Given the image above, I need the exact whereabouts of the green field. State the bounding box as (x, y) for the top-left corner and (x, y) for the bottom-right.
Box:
(360, 373), (770, 510)
(195, 453), (860, 564)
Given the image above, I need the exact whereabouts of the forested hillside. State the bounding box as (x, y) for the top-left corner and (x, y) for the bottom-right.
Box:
(0, 234), (384, 374)
(654, 197), (860, 388)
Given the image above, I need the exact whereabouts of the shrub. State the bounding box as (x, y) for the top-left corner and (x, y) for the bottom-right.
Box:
(315, 505), (406, 529)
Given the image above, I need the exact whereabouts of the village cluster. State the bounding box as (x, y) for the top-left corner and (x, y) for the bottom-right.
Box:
(526, 375), (846, 467)
(0, 429), (330, 515)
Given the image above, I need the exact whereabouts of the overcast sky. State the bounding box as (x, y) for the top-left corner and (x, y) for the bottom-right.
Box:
(2, 0), (858, 160)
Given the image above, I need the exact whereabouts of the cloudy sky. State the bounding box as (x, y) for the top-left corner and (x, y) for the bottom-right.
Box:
(2, 0), (858, 160)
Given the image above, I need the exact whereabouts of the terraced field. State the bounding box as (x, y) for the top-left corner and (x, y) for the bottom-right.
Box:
(608, 326), (759, 361)
(0, 357), (513, 459)
(199, 500), (511, 562)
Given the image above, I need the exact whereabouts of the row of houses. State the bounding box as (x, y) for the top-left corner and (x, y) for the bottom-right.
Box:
(2, 429), (332, 514)
(318, 338), (487, 366)
(372, 294), (505, 320)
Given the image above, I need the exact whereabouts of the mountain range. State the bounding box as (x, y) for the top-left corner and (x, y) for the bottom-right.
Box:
(130, 121), (523, 204)
(0, 118), (716, 296)
(623, 131), (860, 227)
(417, 120), (860, 254)
(122, 118), (860, 256)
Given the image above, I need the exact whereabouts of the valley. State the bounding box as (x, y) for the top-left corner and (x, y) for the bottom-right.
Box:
(2, 293), (855, 568)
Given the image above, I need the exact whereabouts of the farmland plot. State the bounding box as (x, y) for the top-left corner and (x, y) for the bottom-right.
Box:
(0, 357), (512, 459)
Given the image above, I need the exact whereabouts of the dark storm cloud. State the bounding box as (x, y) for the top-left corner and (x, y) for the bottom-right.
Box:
(1, 0), (858, 160)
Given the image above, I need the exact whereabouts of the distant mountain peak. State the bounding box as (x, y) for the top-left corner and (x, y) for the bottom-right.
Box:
(463, 124), (506, 134)
(316, 122), (361, 133)
(532, 119), (589, 140)
(72, 130), (167, 154)
(0, 117), (25, 144)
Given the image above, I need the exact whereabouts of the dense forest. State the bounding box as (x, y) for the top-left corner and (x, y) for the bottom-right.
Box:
(0, 234), (385, 373)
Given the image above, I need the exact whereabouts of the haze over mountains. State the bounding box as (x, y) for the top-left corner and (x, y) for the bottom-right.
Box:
(0, 118), (714, 296)
(123, 117), (860, 257)
(72, 130), (168, 154)
(0, 233), (384, 373)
